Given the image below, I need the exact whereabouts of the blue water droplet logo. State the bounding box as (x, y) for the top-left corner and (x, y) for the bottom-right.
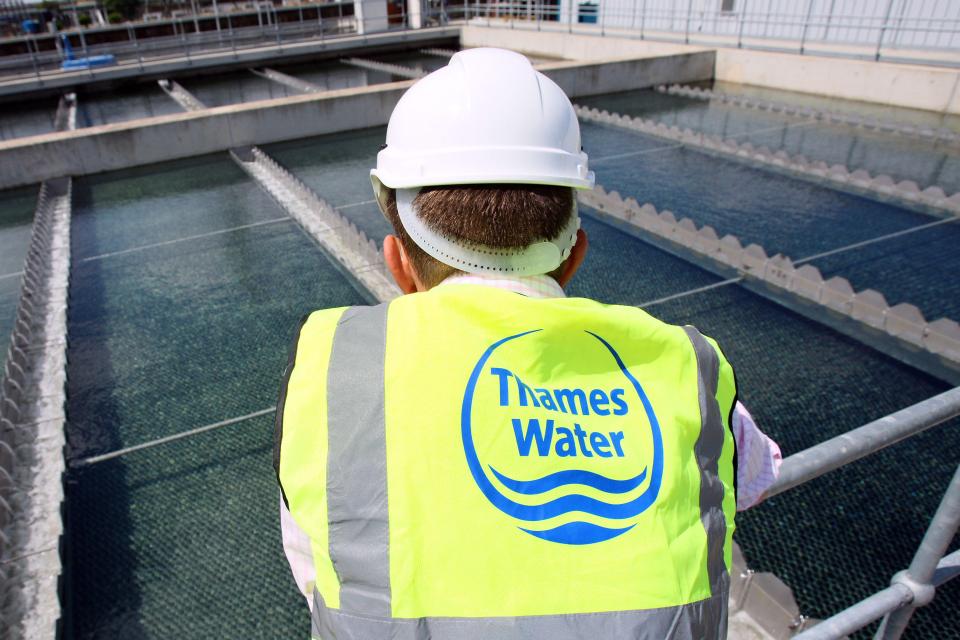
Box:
(461, 329), (664, 545)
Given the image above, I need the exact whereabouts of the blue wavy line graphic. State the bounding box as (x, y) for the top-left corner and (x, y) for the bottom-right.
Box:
(521, 521), (636, 545)
(488, 465), (648, 495)
(460, 329), (664, 544)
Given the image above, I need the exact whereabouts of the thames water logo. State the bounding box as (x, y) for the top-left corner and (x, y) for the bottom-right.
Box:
(461, 329), (664, 545)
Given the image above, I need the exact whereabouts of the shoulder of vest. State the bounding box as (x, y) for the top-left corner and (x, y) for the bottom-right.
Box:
(288, 304), (392, 374)
(698, 332), (735, 377)
(298, 306), (358, 339)
(681, 325), (736, 375)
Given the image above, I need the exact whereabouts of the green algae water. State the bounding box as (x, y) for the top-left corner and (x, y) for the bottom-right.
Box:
(64, 154), (367, 638)
(580, 121), (960, 322)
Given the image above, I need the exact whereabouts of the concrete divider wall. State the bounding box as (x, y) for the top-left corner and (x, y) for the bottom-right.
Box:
(459, 24), (709, 62)
(0, 82), (412, 190)
(252, 67), (324, 94)
(580, 185), (960, 383)
(420, 48), (458, 59)
(0, 52), (715, 190)
(0, 177), (72, 640)
(0, 92), (78, 640)
(158, 79), (208, 111)
(539, 53), (715, 101)
(52, 94), (77, 134)
(461, 25), (718, 99)
(342, 57), (426, 79)
(233, 146), (400, 303)
(715, 47), (960, 115)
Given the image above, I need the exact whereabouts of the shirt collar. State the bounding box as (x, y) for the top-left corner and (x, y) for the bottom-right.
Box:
(437, 273), (566, 299)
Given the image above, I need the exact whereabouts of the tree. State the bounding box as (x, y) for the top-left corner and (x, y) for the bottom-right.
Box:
(104, 0), (139, 20)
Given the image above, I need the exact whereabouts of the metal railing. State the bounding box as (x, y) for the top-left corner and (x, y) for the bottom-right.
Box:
(0, 0), (466, 83)
(766, 388), (960, 499)
(4, 0), (958, 80)
(453, 0), (960, 65)
(764, 386), (960, 639)
(0, 1), (364, 82)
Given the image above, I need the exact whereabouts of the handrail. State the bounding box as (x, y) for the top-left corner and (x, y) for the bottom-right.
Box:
(794, 466), (960, 639)
(766, 386), (960, 498)
(793, 582), (914, 640)
(457, 1), (960, 67)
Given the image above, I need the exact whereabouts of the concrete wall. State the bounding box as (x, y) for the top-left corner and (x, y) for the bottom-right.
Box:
(460, 24), (709, 61)
(538, 52), (715, 98)
(0, 51), (713, 189)
(0, 82), (407, 189)
(715, 48), (960, 114)
(355, 0), (390, 34)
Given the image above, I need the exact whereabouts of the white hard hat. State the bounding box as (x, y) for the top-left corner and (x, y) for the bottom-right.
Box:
(371, 47), (595, 275)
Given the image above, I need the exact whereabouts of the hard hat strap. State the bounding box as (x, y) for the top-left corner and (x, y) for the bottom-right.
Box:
(395, 188), (580, 276)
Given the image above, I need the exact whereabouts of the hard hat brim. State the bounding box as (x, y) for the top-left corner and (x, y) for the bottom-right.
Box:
(371, 145), (596, 193)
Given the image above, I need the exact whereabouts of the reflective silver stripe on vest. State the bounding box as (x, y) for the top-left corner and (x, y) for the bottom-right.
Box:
(311, 588), (727, 640)
(326, 304), (391, 616)
(683, 326), (730, 598)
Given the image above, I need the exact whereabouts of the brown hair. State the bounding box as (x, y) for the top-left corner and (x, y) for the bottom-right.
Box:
(383, 184), (575, 288)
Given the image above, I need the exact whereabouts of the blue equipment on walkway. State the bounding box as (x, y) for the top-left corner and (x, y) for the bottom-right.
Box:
(60, 34), (116, 70)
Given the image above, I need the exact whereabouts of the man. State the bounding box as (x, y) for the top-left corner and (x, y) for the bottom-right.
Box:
(275, 48), (781, 639)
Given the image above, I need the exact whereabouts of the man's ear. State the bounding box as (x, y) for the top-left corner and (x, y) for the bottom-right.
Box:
(555, 228), (588, 288)
(384, 235), (420, 294)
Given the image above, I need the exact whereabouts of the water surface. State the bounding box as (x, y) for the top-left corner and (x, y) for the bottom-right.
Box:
(582, 121), (960, 321)
(579, 89), (960, 194)
(65, 155), (367, 638)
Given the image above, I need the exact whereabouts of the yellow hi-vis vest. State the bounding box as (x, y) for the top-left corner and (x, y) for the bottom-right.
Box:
(275, 284), (738, 640)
